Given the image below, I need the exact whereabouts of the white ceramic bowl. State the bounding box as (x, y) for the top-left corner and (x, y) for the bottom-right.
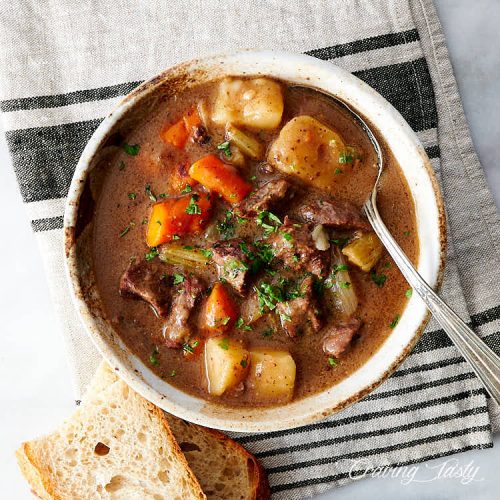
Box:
(64, 50), (445, 432)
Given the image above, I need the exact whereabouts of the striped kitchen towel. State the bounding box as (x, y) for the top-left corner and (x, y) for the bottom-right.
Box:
(1, 0), (499, 498)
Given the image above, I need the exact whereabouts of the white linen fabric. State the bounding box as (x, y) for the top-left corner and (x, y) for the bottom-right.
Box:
(1, 0), (498, 497)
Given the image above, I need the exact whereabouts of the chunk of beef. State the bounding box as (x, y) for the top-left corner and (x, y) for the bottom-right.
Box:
(322, 317), (362, 357)
(298, 198), (370, 231)
(268, 216), (330, 277)
(119, 261), (170, 317)
(192, 124), (210, 145)
(211, 239), (256, 295)
(276, 276), (322, 337)
(162, 275), (205, 347)
(235, 178), (292, 217)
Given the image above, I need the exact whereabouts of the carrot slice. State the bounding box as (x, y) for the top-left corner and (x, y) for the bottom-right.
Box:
(189, 154), (252, 203)
(146, 193), (212, 247)
(161, 118), (189, 149)
(205, 282), (239, 332)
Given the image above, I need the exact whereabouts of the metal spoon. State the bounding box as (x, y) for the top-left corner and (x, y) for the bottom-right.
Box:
(323, 92), (500, 405)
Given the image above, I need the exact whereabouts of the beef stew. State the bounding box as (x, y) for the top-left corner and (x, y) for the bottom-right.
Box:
(92, 77), (418, 407)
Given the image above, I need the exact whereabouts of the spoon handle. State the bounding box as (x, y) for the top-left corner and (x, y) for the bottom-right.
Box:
(364, 199), (500, 405)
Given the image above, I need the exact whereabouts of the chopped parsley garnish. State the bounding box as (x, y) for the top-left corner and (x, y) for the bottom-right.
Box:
(119, 224), (133, 238)
(256, 211), (282, 236)
(123, 143), (140, 156)
(145, 247), (159, 261)
(181, 185), (193, 194)
(185, 194), (201, 215)
(149, 348), (159, 365)
(217, 141), (232, 158)
(332, 264), (349, 275)
(282, 232), (293, 242)
(389, 314), (401, 329)
(331, 237), (349, 248)
(236, 317), (244, 328)
(172, 234), (180, 240)
(262, 329), (273, 338)
(218, 338), (229, 350)
(240, 359), (248, 368)
(128, 192), (137, 200)
(200, 248), (213, 258)
(158, 193), (167, 199)
(339, 281), (351, 289)
(403, 230), (411, 237)
(370, 270), (387, 287)
(141, 217), (148, 225)
(335, 168), (343, 174)
(249, 175), (257, 181)
(183, 245), (194, 250)
(405, 288), (413, 298)
(338, 152), (354, 164)
(145, 184), (157, 202)
(328, 357), (338, 367)
(383, 261), (392, 269)
(217, 211), (235, 239)
(221, 317), (231, 326)
(156, 220), (162, 225)
(170, 370), (177, 377)
(280, 312), (292, 323)
(182, 342), (195, 354)
(173, 273), (185, 285)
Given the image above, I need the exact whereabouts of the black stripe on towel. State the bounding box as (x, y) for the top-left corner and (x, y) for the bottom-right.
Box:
(0, 81), (142, 113)
(31, 216), (64, 232)
(5, 119), (102, 203)
(305, 29), (419, 60)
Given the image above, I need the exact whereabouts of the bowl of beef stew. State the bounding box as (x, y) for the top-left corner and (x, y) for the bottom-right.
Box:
(64, 51), (445, 432)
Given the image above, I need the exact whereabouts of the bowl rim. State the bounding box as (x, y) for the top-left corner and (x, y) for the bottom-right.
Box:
(63, 49), (446, 432)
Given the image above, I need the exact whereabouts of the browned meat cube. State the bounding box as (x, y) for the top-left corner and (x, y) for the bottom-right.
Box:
(267, 216), (330, 277)
(276, 276), (322, 337)
(298, 198), (370, 231)
(119, 261), (170, 317)
(162, 275), (205, 348)
(322, 317), (362, 358)
(211, 239), (256, 295)
(235, 178), (292, 217)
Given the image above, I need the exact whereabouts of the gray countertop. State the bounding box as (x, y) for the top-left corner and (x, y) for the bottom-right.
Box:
(0, 1), (498, 498)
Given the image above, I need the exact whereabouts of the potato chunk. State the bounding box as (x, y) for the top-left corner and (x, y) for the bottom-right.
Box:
(342, 232), (383, 272)
(247, 348), (296, 403)
(212, 78), (284, 130)
(267, 115), (349, 190)
(204, 337), (249, 396)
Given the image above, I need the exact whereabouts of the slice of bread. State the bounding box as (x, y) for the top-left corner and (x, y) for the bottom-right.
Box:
(164, 415), (269, 500)
(89, 364), (270, 500)
(16, 364), (206, 500)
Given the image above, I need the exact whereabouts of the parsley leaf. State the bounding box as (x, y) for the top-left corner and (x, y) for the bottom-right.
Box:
(328, 357), (338, 367)
(240, 359), (248, 368)
(217, 141), (232, 158)
(200, 248), (213, 258)
(145, 184), (157, 202)
(181, 185), (193, 194)
(185, 194), (201, 215)
(128, 192), (137, 200)
(173, 273), (185, 285)
(145, 247), (159, 261)
(338, 152), (354, 164)
(389, 314), (401, 329)
(218, 338), (229, 350)
(405, 288), (413, 298)
(217, 211), (235, 239)
(370, 270), (387, 287)
(149, 348), (159, 365)
(123, 143), (140, 156)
